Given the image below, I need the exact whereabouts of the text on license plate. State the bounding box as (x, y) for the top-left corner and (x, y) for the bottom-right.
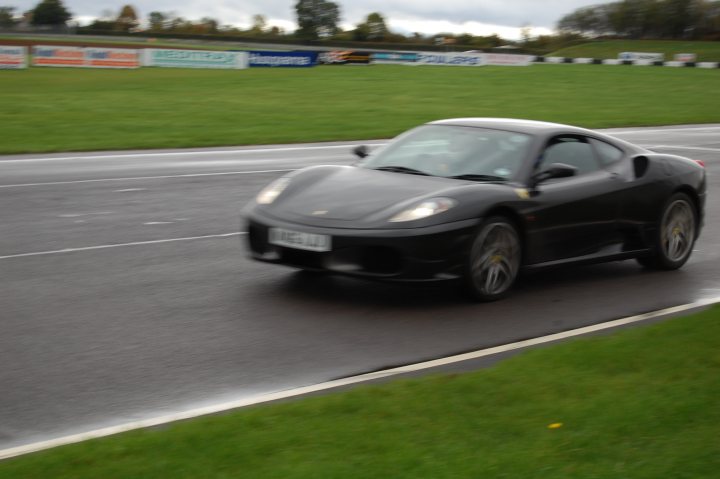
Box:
(269, 228), (331, 252)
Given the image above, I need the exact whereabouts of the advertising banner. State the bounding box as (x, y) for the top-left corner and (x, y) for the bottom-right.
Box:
(544, 56), (566, 64)
(249, 51), (317, 67)
(415, 52), (486, 66)
(32, 45), (85, 67)
(371, 52), (418, 64)
(674, 53), (696, 62)
(318, 51), (371, 65)
(619, 52), (664, 61)
(85, 48), (140, 69)
(484, 53), (534, 66)
(344, 51), (371, 64)
(144, 49), (248, 69)
(0, 45), (27, 69)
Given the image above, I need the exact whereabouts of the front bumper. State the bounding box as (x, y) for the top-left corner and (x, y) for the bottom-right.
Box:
(245, 212), (480, 281)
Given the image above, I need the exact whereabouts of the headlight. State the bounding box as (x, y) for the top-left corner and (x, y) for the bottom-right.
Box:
(389, 198), (456, 222)
(256, 177), (291, 205)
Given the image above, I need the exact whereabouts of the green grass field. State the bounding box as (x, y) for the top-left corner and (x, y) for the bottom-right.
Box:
(2, 306), (718, 478)
(2, 64), (719, 154)
(550, 39), (720, 62)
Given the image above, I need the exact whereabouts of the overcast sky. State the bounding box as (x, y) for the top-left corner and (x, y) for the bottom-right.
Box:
(20, 0), (603, 39)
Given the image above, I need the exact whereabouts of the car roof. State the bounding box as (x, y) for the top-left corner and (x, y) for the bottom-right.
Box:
(426, 118), (647, 154)
(429, 118), (594, 135)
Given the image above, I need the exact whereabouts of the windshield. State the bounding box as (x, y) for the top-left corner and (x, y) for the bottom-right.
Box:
(361, 125), (532, 180)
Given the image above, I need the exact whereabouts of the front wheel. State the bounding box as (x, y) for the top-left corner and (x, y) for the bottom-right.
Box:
(464, 217), (521, 301)
(637, 192), (697, 270)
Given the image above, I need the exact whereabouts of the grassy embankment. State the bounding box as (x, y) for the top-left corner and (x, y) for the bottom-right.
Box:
(1, 306), (719, 478)
(550, 39), (720, 62)
(1, 64), (719, 154)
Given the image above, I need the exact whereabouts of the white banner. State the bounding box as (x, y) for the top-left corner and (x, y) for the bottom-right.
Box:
(619, 52), (664, 61)
(32, 45), (85, 67)
(674, 53), (696, 62)
(33, 45), (140, 68)
(0, 45), (27, 69)
(144, 49), (248, 69)
(485, 53), (534, 66)
(85, 47), (140, 69)
(415, 52), (486, 66)
(544, 56), (566, 64)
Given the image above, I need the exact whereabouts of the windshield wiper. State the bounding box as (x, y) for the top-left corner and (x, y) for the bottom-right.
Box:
(373, 166), (431, 176)
(449, 174), (507, 182)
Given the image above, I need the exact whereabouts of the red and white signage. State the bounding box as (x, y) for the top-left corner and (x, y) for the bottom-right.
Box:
(85, 48), (140, 69)
(32, 45), (85, 67)
(674, 53), (696, 62)
(32, 45), (140, 68)
(0, 45), (27, 69)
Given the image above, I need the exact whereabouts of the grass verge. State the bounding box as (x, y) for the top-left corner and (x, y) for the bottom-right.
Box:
(550, 39), (720, 62)
(2, 306), (719, 478)
(2, 64), (719, 154)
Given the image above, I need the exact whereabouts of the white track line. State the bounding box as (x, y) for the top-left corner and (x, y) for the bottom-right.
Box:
(0, 169), (294, 189)
(0, 143), (388, 163)
(0, 232), (245, 260)
(1, 295), (718, 461)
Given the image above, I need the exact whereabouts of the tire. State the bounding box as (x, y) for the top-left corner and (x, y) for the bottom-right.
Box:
(464, 216), (521, 301)
(637, 192), (697, 270)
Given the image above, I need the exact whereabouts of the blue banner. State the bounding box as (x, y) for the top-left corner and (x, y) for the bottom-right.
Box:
(248, 51), (318, 68)
(372, 52), (419, 64)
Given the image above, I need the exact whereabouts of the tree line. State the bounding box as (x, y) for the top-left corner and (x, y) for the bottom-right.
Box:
(558, 0), (720, 39)
(5, 0), (719, 47)
(2, 0), (508, 48)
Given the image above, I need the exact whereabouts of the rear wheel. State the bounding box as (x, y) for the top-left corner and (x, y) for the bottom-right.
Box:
(637, 192), (697, 270)
(464, 217), (521, 301)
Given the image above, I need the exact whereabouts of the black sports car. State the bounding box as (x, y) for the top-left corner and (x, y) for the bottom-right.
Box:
(244, 118), (706, 301)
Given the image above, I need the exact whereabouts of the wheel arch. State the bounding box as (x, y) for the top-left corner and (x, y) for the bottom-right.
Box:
(482, 206), (527, 263)
(673, 185), (702, 234)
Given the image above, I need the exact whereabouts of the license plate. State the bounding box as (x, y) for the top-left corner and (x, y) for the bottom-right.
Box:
(269, 228), (331, 252)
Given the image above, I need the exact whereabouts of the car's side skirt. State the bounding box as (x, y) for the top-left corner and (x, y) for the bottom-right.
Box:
(522, 249), (650, 271)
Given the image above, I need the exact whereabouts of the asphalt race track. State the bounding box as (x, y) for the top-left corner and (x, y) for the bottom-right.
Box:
(1, 125), (718, 451)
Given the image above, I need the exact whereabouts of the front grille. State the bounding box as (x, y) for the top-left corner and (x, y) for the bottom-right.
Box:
(280, 248), (326, 269)
(326, 246), (404, 276)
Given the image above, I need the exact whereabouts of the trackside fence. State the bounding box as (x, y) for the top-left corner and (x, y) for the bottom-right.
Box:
(3, 45), (720, 70)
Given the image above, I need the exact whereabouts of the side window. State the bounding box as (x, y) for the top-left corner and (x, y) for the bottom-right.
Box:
(590, 138), (624, 166)
(541, 136), (600, 176)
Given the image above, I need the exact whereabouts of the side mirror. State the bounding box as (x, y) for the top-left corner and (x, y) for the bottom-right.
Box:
(353, 145), (369, 159)
(529, 163), (577, 188)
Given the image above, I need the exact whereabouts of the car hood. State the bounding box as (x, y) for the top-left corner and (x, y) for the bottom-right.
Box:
(267, 166), (469, 225)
